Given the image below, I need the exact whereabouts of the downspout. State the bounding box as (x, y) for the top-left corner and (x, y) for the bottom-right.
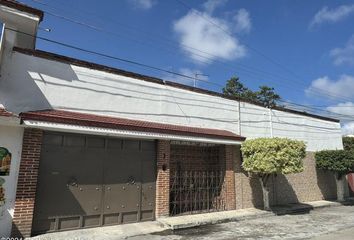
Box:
(269, 107), (276, 205)
(238, 101), (241, 135)
(269, 107), (273, 138)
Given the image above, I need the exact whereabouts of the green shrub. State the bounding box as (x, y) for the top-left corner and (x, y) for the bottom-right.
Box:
(315, 149), (354, 201)
(241, 138), (306, 210)
(241, 138), (306, 175)
(315, 150), (354, 176)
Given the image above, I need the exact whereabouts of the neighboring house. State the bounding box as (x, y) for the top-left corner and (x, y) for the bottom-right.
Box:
(0, 0), (346, 238)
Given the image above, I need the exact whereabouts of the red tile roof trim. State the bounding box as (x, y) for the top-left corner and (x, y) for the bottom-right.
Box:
(20, 110), (246, 141)
(0, 107), (17, 118)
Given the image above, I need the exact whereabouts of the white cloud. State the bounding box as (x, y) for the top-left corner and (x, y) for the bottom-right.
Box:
(305, 75), (354, 100)
(342, 122), (354, 135)
(330, 35), (354, 66)
(163, 68), (208, 87)
(129, 0), (156, 10)
(173, 11), (246, 64)
(309, 4), (354, 28)
(233, 8), (251, 34)
(203, 0), (228, 14)
(327, 102), (354, 116)
(326, 102), (354, 135)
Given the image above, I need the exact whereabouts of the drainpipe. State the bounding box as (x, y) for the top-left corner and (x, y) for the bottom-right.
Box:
(269, 107), (273, 138)
(238, 101), (241, 135)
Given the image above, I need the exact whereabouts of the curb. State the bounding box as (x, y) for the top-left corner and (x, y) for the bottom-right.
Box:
(163, 211), (274, 230)
(159, 200), (354, 231)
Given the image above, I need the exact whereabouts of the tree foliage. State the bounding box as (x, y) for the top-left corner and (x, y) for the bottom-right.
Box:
(222, 76), (281, 108)
(241, 138), (306, 174)
(256, 86), (281, 108)
(241, 138), (305, 210)
(315, 150), (354, 177)
(222, 76), (248, 96)
(343, 137), (354, 151)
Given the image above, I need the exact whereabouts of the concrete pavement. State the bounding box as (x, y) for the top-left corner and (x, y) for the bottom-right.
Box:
(157, 200), (348, 230)
(310, 227), (354, 240)
(28, 200), (354, 240)
(130, 205), (354, 240)
(28, 221), (166, 240)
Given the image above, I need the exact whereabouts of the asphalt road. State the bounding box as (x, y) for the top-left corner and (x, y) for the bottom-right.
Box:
(129, 205), (354, 240)
(310, 227), (354, 240)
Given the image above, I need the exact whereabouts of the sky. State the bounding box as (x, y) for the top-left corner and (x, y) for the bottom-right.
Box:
(9, 0), (354, 134)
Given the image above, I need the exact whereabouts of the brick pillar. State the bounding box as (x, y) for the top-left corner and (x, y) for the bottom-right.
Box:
(11, 128), (43, 238)
(224, 145), (236, 210)
(155, 140), (170, 217)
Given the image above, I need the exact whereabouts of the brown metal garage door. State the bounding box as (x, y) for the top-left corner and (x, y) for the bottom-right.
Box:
(32, 132), (156, 235)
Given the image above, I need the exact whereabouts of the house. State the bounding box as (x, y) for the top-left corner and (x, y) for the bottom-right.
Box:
(0, 0), (345, 238)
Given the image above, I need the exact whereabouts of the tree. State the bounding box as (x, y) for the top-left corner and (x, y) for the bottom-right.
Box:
(343, 137), (354, 151)
(222, 77), (249, 97)
(315, 150), (354, 201)
(223, 77), (281, 107)
(241, 138), (306, 210)
(255, 86), (281, 108)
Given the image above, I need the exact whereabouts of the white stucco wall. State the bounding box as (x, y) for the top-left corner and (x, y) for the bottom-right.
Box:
(0, 123), (23, 238)
(0, 51), (343, 152)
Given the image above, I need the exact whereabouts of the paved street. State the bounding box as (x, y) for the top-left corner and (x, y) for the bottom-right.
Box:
(128, 205), (354, 240)
(310, 227), (354, 240)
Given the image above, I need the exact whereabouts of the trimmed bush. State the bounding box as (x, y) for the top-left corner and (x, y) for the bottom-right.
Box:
(315, 150), (354, 174)
(241, 138), (306, 210)
(315, 150), (354, 201)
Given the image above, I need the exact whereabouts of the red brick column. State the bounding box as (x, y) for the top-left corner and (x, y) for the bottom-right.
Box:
(224, 145), (236, 210)
(11, 128), (43, 238)
(155, 140), (170, 217)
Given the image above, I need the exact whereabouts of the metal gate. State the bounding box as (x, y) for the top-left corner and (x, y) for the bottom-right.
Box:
(32, 132), (156, 234)
(169, 143), (226, 216)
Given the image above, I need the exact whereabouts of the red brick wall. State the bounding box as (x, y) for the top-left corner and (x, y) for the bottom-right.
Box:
(11, 128), (43, 238)
(224, 145), (236, 210)
(155, 140), (170, 217)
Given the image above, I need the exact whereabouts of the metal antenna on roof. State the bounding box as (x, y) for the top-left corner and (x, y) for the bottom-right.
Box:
(194, 73), (209, 88)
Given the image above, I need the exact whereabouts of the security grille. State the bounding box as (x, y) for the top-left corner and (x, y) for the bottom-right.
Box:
(169, 143), (226, 216)
(170, 170), (226, 215)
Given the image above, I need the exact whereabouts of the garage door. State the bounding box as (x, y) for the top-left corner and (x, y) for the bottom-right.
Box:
(32, 132), (156, 234)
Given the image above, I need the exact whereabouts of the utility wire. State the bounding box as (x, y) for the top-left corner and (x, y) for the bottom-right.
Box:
(6, 27), (216, 86)
(6, 27), (354, 121)
(174, 0), (354, 103)
(27, 0), (354, 104)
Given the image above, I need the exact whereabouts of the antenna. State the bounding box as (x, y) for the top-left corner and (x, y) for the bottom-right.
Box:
(194, 73), (209, 87)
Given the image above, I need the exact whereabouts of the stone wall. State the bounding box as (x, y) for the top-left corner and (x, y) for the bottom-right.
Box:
(233, 145), (338, 209)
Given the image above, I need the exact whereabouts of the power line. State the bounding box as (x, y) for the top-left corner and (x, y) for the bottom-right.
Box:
(6, 27), (354, 121)
(5, 27), (218, 86)
(174, 0), (354, 103)
(27, 0), (354, 103)
(278, 100), (354, 120)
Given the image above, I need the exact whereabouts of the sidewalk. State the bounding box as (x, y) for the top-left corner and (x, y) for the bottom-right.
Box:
(29, 199), (354, 240)
(158, 200), (353, 230)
